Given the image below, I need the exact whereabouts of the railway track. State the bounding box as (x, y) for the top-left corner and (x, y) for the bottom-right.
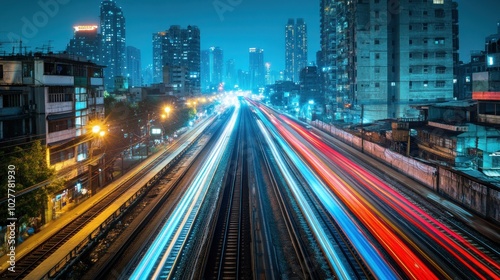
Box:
(0, 119), (212, 279)
(203, 110), (252, 280)
(88, 111), (234, 280)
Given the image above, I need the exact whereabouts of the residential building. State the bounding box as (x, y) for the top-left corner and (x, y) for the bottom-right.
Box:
(455, 51), (486, 100)
(100, 0), (126, 91)
(66, 25), (101, 63)
(152, 25), (200, 94)
(285, 18), (308, 82)
(0, 53), (105, 197)
(323, 0), (457, 123)
(201, 46), (224, 92)
(163, 64), (190, 96)
(126, 46), (142, 87)
(249, 48), (265, 91)
(299, 66), (322, 105)
(319, 0), (337, 120)
(225, 59), (236, 90)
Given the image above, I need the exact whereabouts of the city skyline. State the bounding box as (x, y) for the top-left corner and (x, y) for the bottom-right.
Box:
(1, 0), (499, 73)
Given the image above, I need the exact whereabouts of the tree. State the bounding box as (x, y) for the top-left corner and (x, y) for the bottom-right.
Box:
(0, 141), (64, 227)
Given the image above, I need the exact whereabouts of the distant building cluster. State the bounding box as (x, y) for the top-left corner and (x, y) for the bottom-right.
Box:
(66, 0), (141, 92)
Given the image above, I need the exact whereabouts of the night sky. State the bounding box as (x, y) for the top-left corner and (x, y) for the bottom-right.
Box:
(0, 0), (499, 72)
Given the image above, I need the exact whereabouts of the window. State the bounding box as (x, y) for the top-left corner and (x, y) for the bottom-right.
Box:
(375, 67), (380, 73)
(433, 0), (444, 4)
(374, 11), (379, 18)
(436, 52), (446, 58)
(375, 53), (380, 59)
(48, 118), (75, 133)
(409, 25), (413, 30)
(435, 9), (445, 18)
(48, 87), (74, 103)
(409, 39), (413, 45)
(374, 25), (380, 31)
(436, 81), (445, 87)
(423, 66), (429, 73)
(435, 23), (445, 30)
(434, 37), (445, 45)
(409, 53), (413, 58)
(375, 82), (380, 87)
(23, 63), (34, 78)
(409, 81), (413, 89)
(3, 93), (21, 107)
(374, 39), (380, 45)
(436, 66), (446, 74)
(423, 81), (429, 87)
(409, 67), (413, 73)
(423, 11), (428, 16)
(423, 23), (428, 31)
(424, 52), (429, 59)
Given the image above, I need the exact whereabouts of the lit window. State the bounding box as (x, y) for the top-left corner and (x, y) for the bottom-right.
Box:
(433, 0), (444, 3)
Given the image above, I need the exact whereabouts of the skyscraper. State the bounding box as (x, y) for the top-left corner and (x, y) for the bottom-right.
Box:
(319, 0), (337, 120)
(66, 25), (101, 63)
(100, 0), (126, 91)
(225, 59), (236, 90)
(249, 48), (265, 91)
(126, 46), (142, 87)
(152, 25), (201, 94)
(285, 18), (308, 82)
(323, 0), (457, 123)
(201, 46), (224, 92)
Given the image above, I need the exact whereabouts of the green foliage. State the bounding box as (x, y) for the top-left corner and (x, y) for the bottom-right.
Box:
(0, 141), (64, 225)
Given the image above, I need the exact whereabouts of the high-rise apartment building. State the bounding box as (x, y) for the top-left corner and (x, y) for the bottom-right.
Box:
(225, 59), (236, 90)
(66, 25), (101, 63)
(249, 48), (265, 91)
(100, 0), (126, 91)
(322, 0), (457, 123)
(152, 25), (200, 94)
(126, 46), (142, 87)
(201, 46), (224, 92)
(319, 0), (337, 119)
(285, 18), (308, 82)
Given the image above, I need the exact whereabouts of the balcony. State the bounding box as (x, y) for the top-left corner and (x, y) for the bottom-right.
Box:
(46, 102), (73, 113)
(47, 128), (77, 144)
(41, 75), (74, 86)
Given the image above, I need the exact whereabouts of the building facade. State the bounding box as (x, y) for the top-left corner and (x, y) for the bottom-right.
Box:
(100, 0), (126, 91)
(285, 18), (308, 83)
(249, 48), (265, 92)
(126, 46), (142, 87)
(0, 54), (105, 183)
(152, 25), (200, 94)
(201, 46), (224, 93)
(322, 0), (457, 123)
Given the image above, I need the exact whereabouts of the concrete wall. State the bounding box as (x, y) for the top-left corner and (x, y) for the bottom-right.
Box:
(312, 120), (500, 223)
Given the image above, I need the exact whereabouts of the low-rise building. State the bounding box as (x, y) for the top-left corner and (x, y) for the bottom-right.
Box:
(0, 53), (105, 210)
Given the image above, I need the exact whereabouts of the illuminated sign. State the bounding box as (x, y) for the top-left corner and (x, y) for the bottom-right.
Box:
(472, 91), (500, 100)
(74, 25), (98, 32)
(151, 128), (162, 135)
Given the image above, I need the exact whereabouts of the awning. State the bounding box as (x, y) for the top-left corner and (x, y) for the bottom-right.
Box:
(46, 112), (74, 121)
